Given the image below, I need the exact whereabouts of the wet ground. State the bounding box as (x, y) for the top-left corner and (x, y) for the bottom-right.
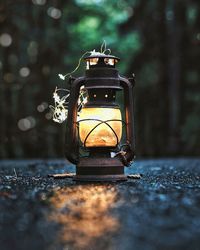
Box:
(0, 158), (200, 250)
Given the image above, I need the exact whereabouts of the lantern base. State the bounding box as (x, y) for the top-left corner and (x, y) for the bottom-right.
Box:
(74, 157), (127, 182)
(73, 174), (127, 182)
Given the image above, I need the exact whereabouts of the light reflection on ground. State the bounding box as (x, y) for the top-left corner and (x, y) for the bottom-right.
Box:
(48, 184), (121, 249)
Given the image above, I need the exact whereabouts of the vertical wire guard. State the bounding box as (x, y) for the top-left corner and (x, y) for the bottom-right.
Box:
(119, 76), (135, 162)
(65, 77), (85, 164)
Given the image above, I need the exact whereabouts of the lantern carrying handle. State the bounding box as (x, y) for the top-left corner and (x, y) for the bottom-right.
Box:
(119, 75), (135, 163)
(65, 76), (86, 164)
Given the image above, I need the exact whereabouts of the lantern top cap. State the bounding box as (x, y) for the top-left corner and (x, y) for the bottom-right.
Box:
(84, 51), (120, 62)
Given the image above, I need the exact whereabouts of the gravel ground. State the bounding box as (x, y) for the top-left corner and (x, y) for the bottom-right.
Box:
(0, 158), (200, 250)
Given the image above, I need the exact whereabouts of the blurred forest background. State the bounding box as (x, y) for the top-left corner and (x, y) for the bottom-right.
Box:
(0, 0), (200, 159)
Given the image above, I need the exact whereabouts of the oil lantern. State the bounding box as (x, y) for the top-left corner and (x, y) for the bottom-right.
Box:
(65, 52), (135, 181)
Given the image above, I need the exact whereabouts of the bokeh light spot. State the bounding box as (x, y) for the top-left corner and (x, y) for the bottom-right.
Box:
(18, 116), (36, 131)
(166, 10), (174, 21)
(3, 73), (15, 83)
(47, 7), (62, 19)
(0, 33), (12, 47)
(19, 67), (30, 77)
(37, 102), (48, 112)
(126, 7), (134, 17)
(32, 0), (46, 5)
(42, 65), (50, 75)
(27, 41), (38, 57)
(45, 112), (53, 120)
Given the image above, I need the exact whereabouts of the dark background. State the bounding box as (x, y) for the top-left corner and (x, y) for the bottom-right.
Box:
(0, 0), (200, 159)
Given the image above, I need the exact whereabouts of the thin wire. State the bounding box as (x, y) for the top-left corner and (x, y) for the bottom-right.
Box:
(78, 118), (126, 124)
(100, 40), (106, 53)
(55, 88), (70, 92)
(59, 41), (112, 80)
(59, 51), (91, 80)
(100, 40), (112, 54)
(104, 48), (111, 55)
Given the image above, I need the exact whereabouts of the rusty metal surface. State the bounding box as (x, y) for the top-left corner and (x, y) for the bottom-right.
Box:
(65, 61), (135, 171)
(73, 174), (127, 182)
(77, 157), (126, 181)
(65, 76), (86, 164)
(78, 157), (124, 167)
(119, 75), (135, 162)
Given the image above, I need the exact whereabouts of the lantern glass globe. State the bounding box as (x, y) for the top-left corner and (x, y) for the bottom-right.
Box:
(78, 107), (122, 147)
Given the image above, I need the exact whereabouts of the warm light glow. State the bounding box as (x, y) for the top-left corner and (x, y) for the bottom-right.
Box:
(88, 57), (99, 65)
(48, 185), (119, 249)
(104, 58), (115, 65)
(78, 107), (122, 147)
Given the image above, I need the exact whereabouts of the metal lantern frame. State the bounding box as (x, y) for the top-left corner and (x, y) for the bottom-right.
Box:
(65, 53), (135, 181)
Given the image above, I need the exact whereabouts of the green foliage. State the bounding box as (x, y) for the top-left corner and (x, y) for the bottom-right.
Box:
(0, 0), (200, 157)
(138, 61), (160, 87)
(187, 5), (198, 25)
